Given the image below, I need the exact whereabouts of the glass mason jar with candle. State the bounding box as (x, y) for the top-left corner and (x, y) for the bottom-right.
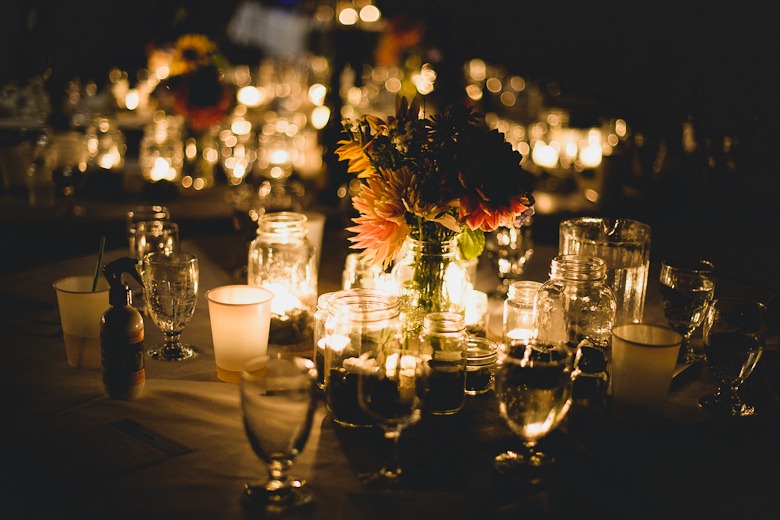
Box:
(535, 255), (616, 429)
(503, 280), (543, 351)
(323, 289), (402, 428)
(419, 312), (469, 415)
(248, 212), (318, 354)
(140, 113), (183, 184)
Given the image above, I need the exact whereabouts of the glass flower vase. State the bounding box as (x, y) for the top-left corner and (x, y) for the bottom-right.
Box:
(391, 238), (470, 347)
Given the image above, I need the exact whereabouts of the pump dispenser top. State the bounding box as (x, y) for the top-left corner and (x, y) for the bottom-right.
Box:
(100, 256), (145, 400)
(104, 257), (143, 307)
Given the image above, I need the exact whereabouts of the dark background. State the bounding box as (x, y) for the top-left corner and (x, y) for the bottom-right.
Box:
(1, 0), (778, 291)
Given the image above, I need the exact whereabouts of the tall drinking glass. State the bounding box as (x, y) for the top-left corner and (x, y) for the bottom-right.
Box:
(241, 354), (317, 512)
(356, 347), (429, 487)
(126, 205), (171, 258)
(699, 298), (766, 417)
(143, 251), (199, 361)
(659, 259), (715, 364)
(559, 217), (650, 325)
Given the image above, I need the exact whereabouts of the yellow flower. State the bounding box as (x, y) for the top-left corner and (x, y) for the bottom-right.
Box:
(334, 139), (377, 178)
(170, 34), (215, 76)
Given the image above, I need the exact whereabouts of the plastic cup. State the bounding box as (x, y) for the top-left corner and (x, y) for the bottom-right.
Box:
(206, 285), (274, 383)
(611, 323), (682, 422)
(53, 275), (110, 369)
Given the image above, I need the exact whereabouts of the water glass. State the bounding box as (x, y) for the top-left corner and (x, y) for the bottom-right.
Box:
(126, 205), (171, 258)
(699, 298), (766, 417)
(559, 217), (650, 325)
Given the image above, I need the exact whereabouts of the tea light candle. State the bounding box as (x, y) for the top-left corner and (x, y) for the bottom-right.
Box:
(265, 282), (304, 316)
(465, 289), (489, 337)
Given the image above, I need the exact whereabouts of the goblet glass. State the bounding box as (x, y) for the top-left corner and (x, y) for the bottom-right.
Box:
(142, 251), (199, 361)
(240, 354), (317, 513)
(659, 259), (715, 364)
(494, 341), (573, 484)
(485, 222), (534, 297)
(356, 348), (429, 487)
(699, 298), (766, 417)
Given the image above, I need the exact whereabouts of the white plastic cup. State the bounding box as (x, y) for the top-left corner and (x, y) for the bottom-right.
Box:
(206, 285), (274, 383)
(53, 275), (110, 369)
(611, 323), (682, 422)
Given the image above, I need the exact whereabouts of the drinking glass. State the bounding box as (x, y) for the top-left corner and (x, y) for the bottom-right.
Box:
(699, 298), (766, 417)
(659, 259), (715, 364)
(241, 354), (317, 512)
(133, 220), (179, 261)
(559, 217), (651, 325)
(126, 205), (171, 258)
(494, 341), (573, 484)
(485, 223), (534, 297)
(142, 251), (199, 361)
(356, 348), (429, 487)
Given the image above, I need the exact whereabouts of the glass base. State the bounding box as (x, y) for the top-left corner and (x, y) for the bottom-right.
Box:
(358, 467), (404, 489)
(678, 343), (705, 365)
(494, 449), (554, 485)
(147, 344), (198, 361)
(244, 479), (313, 513)
(698, 392), (755, 417)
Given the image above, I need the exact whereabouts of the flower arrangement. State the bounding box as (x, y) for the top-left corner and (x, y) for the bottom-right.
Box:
(336, 96), (536, 270)
(152, 34), (234, 132)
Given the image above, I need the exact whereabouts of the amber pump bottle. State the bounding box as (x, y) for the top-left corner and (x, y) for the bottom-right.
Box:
(101, 257), (145, 400)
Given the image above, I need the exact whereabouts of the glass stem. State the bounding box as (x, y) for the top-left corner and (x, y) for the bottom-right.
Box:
(266, 459), (292, 491)
(164, 331), (182, 349)
(383, 429), (402, 477)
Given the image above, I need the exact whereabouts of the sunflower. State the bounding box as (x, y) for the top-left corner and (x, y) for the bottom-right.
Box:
(170, 34), (215, 76)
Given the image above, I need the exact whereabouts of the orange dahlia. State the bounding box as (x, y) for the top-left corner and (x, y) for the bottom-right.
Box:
(347, 168), (411, 268)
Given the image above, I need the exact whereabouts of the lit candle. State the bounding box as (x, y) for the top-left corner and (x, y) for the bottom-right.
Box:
(505, 327), (536, 343)
(465, 289), (489, 337)
(264, 282), (304, 316)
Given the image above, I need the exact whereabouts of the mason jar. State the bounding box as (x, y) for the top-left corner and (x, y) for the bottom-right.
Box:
(535, 254), (616, 428)
(419, 311), (468, 415)
(248, 212), (318, 354)
(323, 289), (402, 428)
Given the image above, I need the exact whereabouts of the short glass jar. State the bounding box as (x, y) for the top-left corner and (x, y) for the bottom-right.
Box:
(502, 280), (542, 351)
(419, 312), (468, 415)
(248, 212), (318, 354)
(535, 255), (616, 350)
(534, 255), (616, 426)
(465, 336), (499, 395)
(323, 289), (402, 428)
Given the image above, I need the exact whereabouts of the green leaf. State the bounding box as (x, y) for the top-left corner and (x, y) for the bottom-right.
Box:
(458, 228), (485, 260)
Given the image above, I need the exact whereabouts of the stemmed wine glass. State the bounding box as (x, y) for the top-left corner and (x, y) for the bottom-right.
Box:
(659, 259), (716, 364)
(356, 348), (430, 487)
(494, 341), (573, 484)
(240, 354), (317, 513)
(699, 298), (766, 417)
(142, 251), (199, 361)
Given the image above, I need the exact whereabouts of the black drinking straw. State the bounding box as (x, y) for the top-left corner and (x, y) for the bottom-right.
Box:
(92, 236), (106, 291)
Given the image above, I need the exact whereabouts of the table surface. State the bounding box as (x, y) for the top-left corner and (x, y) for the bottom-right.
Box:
(1, 227), (779, 520)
